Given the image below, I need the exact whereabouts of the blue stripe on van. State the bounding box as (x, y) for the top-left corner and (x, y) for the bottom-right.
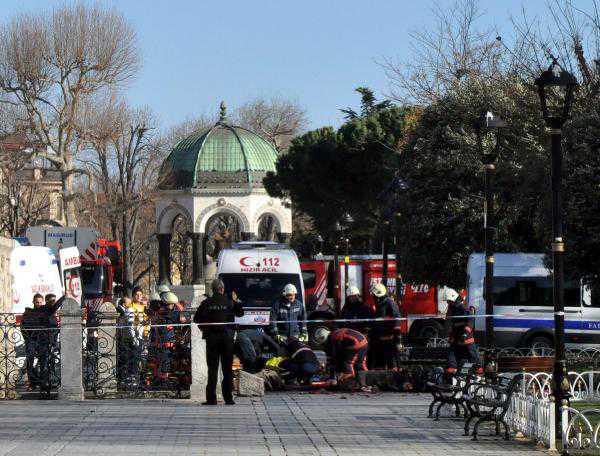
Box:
(493, 318), (588, 330)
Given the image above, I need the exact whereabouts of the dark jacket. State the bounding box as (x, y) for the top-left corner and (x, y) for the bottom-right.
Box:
(341, 296), (375, 333)
(285, 338), (318, 366)
(447, 300), (474, 345)
(373, 296), (401, 338)
(193, 294), (244, 338)
(21, 296), (65, 341)
(269, 297), (306, 339)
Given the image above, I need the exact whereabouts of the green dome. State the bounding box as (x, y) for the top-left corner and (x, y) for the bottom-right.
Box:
(161, 108), (279, 191)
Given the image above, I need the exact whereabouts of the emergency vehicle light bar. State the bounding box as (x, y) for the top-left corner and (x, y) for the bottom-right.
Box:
(231, 241), (288, 250)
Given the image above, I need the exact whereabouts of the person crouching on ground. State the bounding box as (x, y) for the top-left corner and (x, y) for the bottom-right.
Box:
(279, 337), (320, 385)
(444, 288), (483, 381)
(193, 279), (244, 405)
(314, 327), (370, 391)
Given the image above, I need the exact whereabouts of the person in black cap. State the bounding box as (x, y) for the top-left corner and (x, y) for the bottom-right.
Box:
(193, 279), (244, 405)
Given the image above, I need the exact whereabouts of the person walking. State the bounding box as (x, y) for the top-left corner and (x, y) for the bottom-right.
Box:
(369, 283), (402, 370)
(193, 279), (244, 405)
(269, 284), (307, 345)
(444, 288), (482, 381)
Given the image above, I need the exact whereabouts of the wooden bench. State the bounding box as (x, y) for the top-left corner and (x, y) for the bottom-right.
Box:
(463, 375), (521, 441)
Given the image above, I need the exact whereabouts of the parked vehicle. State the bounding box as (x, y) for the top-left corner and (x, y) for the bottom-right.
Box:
(300, 256), (459, 344)
(217, 241), (305, 327)
(25, 227), (121, 310)
(10, 245), (82, 313)
(468, 253), (598, 349)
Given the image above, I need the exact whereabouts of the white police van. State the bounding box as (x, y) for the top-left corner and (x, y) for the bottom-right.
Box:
(216, 241), (305, 326)
(468, 253), (598, 349)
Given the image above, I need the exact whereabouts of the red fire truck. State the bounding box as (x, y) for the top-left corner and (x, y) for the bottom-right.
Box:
(25, 227), (122, 309)
(301, 256), (458, 344)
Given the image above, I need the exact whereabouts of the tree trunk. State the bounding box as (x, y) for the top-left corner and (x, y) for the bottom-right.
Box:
(122, 212), (133, 296)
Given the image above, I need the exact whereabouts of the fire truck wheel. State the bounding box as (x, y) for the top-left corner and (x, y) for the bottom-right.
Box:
(413, 320), (444, 342)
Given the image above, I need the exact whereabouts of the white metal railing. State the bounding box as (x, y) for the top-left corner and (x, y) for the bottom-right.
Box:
(561, 406), (600, 453)
(506, 392), (556, 450)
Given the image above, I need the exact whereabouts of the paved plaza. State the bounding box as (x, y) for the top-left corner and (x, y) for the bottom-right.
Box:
(0, 392), (545, 456)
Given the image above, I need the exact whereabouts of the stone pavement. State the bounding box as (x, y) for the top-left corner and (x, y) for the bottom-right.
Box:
(0, 393), (544, 456)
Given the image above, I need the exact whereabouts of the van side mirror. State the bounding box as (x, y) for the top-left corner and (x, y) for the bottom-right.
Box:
(581, 278), (592, 306)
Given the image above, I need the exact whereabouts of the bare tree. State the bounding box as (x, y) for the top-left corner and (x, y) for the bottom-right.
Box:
(235, 97), (307, 151)
(79, 99), (163, 293)
(381, 0), (504, 103)
(0, 138), (53, 236)
(0, 3), (140, 225)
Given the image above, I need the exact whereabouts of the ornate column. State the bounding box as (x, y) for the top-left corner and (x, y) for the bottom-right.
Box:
(157, 233), (172, 285)
(191, 233), (204, 285)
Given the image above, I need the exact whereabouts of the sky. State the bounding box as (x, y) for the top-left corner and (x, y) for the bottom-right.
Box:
(0, 0), (589, 131)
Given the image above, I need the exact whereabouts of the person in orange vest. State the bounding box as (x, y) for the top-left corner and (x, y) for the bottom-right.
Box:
(314, 327), (369, 389)
(444, 288), (483, 380)
(153, 292), (185, 386)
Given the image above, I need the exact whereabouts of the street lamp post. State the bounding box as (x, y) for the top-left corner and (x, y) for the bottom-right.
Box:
(382, 220), (390, 287)
(340, 213), (354, 299)
(333, 221), (342, 316)
(146, 242), (152, 296)
(534, 58), (578, 424)
(474, 111), (507, 350)
(9, 196), (17, 238)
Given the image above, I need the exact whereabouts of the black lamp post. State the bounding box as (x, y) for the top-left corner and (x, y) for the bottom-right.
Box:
(340, 213), (354, 299)
(333, 221), (343, 315)
(534, 58), (577, 419)
(474, 111), (507, 350)
(9, 196), (17, 238)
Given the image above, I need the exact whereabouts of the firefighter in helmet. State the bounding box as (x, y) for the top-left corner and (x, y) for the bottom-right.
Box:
(369, 283), (402, 369)
(444, 287), (483, 380)
(314, 327), (369, 389)
(269, 284), (307, 345)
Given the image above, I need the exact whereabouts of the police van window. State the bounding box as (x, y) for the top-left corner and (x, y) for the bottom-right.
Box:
(302, 270), (317, 290)
(493, 277), (581, 307)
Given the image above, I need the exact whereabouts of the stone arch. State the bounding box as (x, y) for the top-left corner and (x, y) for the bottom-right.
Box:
(253, 204), (289, 234)
(195, 202), (250, 233)
(256, 212), (282, 241)
(157, 202), (193, 234)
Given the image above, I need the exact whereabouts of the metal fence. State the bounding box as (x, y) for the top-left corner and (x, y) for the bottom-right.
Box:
(82, 310), (192, 398)
(0, 313), (60, 399)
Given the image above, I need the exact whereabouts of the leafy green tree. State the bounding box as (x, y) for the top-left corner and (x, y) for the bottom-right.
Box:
(397, 81), (550, 286)
(264, 89), (410, 246)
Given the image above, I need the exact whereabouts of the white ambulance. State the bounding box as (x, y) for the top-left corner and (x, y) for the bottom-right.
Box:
(216, 242), (305, 326)
(10, 245), (82, 314)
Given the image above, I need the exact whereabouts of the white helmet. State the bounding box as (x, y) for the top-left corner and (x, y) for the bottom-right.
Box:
(347, 286), (360, 297)
(370, 283), (387, 298)
(313, 327), (331, 345)
(162, 291), (179, 305)
(442, 287), (460, 303)
(157, 284), (170, 294)
(282, 284), (297, 296)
